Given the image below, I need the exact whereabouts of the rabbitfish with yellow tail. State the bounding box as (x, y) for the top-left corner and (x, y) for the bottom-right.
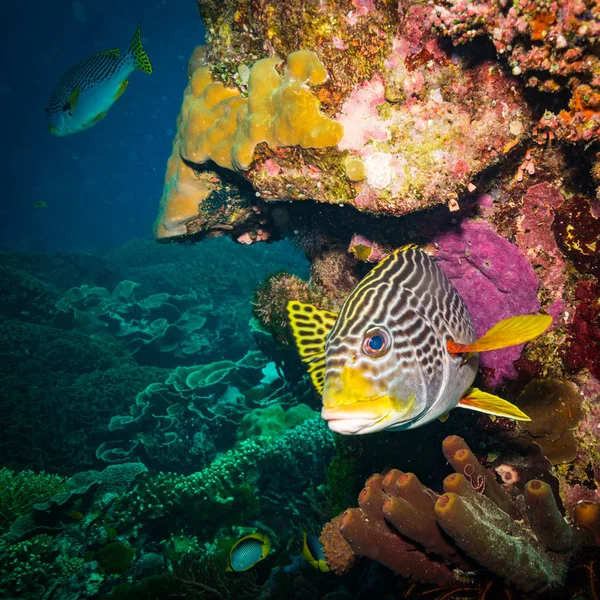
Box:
(46, 25), (152, 136)
(287, 245), (551, 434)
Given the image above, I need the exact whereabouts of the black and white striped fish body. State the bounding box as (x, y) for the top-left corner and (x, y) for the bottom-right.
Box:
(320, 245), (478, 434)
(47, 25), (152, 136)
(288, 244), (551, 434)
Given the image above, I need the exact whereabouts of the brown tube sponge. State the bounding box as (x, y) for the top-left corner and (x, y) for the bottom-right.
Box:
(435, 492), (564, 593)
(524, 479), (572, 552)
(364, 472), (385, 492)
(442, 435), (519, 519)
(382, 473), (472, 569)
(381, 468), (403, 495)
(338, 503), (458, 587)
(574, 501), (600, 545)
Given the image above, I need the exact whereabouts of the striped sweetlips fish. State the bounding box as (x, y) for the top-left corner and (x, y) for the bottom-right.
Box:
(287, 244), (551, 435)
(46, 25), (152, 136)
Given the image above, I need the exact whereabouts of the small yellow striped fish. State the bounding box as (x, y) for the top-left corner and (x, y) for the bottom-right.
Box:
(287, 245), (552, 435)
(46, 25), (152, 136)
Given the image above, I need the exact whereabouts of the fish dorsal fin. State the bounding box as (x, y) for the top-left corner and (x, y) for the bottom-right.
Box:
(459, 387), (531, 421)
(65, 87), (81, 111)
(448, 314), (552, 354)
(287, 300), (338, 394)
(99, 48), (121, 59)
(395, 243), (419, 253)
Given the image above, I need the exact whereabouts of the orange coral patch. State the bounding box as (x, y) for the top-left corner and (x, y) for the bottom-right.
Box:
(530, 12), (555, 41)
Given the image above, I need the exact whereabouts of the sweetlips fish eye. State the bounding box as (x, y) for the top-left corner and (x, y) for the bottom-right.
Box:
(362, 326), (391, 357)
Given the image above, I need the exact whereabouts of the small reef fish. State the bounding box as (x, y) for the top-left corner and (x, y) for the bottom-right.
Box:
(227, 532), (271, 572)
(288, 245), (551, 435)
(46, 25), (152, 136)
(302, 532), (330, 572)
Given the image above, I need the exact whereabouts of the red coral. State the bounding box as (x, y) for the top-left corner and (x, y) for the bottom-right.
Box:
(564, 281), (600, 379)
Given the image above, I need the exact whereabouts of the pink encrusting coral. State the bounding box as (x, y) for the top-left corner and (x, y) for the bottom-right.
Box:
(515, 182), (567, 312)
(337, 75), (389, 153)
(433, 220), (541, 388)
(335, 3), (534, 216)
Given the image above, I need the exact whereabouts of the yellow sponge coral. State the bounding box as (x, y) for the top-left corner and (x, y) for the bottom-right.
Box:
(179, 49), (343, 172)
(179, 67), (246, 169)
(154, 150), (212, 240)
(232, 50), (344, 170)
(155, 48), (343, 240)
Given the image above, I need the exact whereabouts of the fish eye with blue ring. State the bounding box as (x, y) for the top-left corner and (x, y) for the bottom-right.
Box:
(362, 326), (391, 357)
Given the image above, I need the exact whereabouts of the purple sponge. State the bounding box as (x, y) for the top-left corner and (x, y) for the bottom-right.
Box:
(434, 220), (540, 388)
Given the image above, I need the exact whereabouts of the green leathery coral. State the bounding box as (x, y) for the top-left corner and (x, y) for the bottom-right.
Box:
(236, 403), (318, 439)
(98, 542), (136, 574)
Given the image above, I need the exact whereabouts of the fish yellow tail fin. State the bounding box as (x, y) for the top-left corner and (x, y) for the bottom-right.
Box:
(129, 24), (153, 74)
(448, 314), (552, 354)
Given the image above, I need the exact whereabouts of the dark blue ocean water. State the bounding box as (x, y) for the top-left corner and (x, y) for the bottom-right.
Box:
(1, 0), (204, 252)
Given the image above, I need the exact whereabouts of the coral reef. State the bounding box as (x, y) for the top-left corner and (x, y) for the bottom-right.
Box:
(55, 281), (237, 367)
(0, 317), (164, 474)
(431, 0), (600, 148)
(54, 280), (220, 366)
(564, 280), (600, 380)
(156, 0), (535, 242)
(155, 48), (343, 240)
(0, 469), (68, 534)
(96, 350), (313, 471)
(322, 436), (600, 594)
(236, 402), (318, 440)
(515, 378), (585, 464)
(0, 237), (308, 474)
(0, 419), (335, 600)
(6, 1), (600, 598)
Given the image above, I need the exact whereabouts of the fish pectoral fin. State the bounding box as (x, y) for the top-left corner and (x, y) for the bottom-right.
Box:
(459, 387), (531, 421)
(114, 80), (129, 101)
(82, 111), (108, 128)
(438, 412), (450, 423)
(287, 300), (338, 394)
(447, 314), (552, 354)
(64, 87), (81, 113)
(460, 351), (476, 366)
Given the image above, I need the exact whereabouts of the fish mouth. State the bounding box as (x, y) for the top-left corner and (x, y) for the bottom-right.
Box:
(321, 404), (394, 435)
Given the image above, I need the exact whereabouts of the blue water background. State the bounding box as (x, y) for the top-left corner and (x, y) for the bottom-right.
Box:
(1, 0), (203, 252)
